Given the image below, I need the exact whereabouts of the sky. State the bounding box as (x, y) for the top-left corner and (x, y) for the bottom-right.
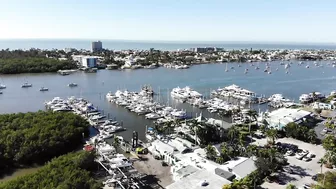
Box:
(1, 0), (336, 43)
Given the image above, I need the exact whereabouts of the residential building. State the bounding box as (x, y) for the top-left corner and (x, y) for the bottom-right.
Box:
(71, 55), (98, 68)
(92, 41), (103, 52)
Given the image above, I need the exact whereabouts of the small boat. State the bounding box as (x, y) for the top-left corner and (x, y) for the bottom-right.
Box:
(244, 68), (248, 74)
(286, 71), (289, 74)
(68, 83), (78, 87)
(22, 82), (32, 88)
(40, 87), (49, 91)
(0, 84), (6, 89)
(225, 63), (229, 72)
(0, 91), (2, 94)
(306, 65), (310, 68)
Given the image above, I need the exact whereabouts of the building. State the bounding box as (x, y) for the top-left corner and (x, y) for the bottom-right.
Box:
(166, 169), (231, 189)
(71, 55), (98, 68)
(92, 41), (103, 52)
(259, 108), (312, 130)
(81, 57), (97, 68)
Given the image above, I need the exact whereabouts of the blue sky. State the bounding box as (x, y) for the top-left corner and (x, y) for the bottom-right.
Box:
(1, 0), (336, 43)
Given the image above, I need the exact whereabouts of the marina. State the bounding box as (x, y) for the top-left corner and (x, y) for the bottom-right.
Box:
(0, 61), (336, 141)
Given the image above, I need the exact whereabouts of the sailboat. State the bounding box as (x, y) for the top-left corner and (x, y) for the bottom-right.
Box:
(22, 82), (32, 88)
(225, 62), (228, 72)
(0, 84), (6, 89)
(0, 78), (6, 89)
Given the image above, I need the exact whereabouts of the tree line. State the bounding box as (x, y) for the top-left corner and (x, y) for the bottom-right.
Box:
(0, 151), (102, 189)
(0, 111), (89, 175)
(0, 49), (77, 74)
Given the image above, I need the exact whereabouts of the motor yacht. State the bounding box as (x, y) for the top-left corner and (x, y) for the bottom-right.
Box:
(39, 87), (49, 91)
(145, 113), (162, 120)
(68, 83), (78, 87)
(22, 82), (32, 88)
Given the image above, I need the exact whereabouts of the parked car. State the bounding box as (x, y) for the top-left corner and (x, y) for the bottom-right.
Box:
(296, 150), (309, 160)
(303, 183), (311, 189)
(285, 150), (294, 156)
(302, 156), (311, 162)
(307, 153), (315, 158)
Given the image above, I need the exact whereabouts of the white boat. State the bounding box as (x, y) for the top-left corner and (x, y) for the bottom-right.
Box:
(285, 64), (290, 69)
(68, 83), (78, 87)
(299, 94), (312, 103)
(145, 113), (162, 120)
(171, 86), (201, 100)
(39, 87), (49, 91)
(306, 65), (310, 68)
(22, 82), (32, 88)
(170, 110), (187, 119)
(106, 92), (116, 101)
(0, 84), (6, 89)
(268, 94), (292, 103)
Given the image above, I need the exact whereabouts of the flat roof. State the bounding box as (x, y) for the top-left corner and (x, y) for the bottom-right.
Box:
(166, 170), (231, 189)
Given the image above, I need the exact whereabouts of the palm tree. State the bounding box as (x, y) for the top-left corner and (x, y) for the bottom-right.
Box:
(266, 129), (278, 144)
(246, 144), (259, 157)
(216, 156), (225, 164)
(307, 129), (317, 143)
(205, 145), (217, 161)
(324, 151), (336, 165)
(113, 135), (120, 148)
(247, 110), (258, 142)
(228, 127), (239, 144)
(318, 158), (327, 173)
(163, 121), (174, 135)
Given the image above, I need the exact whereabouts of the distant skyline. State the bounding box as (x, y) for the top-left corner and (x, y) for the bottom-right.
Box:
(1, 0), (336, 43)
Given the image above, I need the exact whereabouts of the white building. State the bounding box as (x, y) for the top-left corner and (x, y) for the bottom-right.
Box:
(72, 55), (98, 68)
(312, 102), (334, 110)
(166, 169), (231, 189)
(259, 108), (312, 130)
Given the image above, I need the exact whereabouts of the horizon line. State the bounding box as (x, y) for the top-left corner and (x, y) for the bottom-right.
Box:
(1, 38), (336, 46)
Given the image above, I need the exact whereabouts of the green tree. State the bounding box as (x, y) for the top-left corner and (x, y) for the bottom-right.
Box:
(286, 184), (297, 189)
(205, 145), (217, 161)
(318, 158), (327, 173)
(266, 129), (278, 144)
(323, 135), (336, 152)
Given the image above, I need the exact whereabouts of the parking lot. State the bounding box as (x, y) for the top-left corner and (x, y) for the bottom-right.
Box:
(253, 137), (328, 189)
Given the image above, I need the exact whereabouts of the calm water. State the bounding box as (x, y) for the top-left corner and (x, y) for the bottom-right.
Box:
(0, 61), (335, 140)
(1, 39), (336, 50)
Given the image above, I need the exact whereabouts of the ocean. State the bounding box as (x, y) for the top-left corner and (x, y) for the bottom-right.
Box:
(1, 39), (336, 51)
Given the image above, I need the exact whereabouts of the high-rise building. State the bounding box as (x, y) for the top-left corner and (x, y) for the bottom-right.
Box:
(91, 41), (103, 52)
